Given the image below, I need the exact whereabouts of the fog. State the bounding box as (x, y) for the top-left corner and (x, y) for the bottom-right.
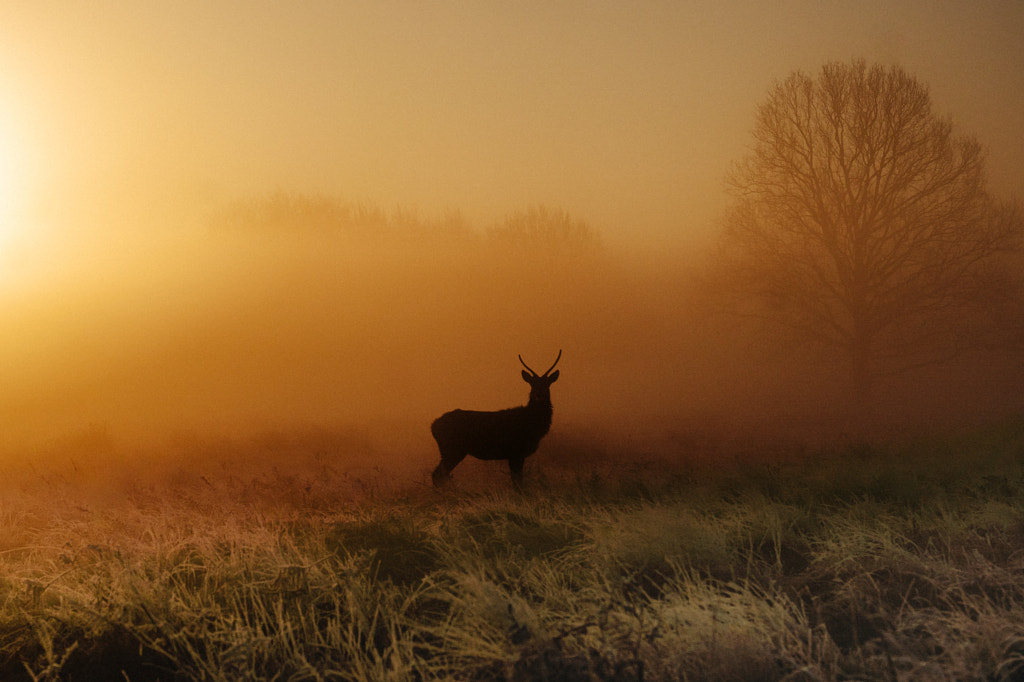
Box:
(0, 3), (1022, 483)
(0, 221), (723, 451)
(2, 216), (1020, 476)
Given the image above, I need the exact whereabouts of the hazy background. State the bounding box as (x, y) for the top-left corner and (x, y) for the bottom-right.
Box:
(0, 2), (1021, 474)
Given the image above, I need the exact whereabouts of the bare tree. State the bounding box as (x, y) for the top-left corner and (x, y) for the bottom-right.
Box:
(720, 60), (1022, 416)
(488, 205), (601, 254)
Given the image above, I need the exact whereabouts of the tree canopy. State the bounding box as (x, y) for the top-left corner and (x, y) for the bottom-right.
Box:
(488, 205), (601, 254)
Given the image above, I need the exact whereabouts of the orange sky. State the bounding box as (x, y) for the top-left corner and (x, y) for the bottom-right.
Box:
(0, 2), (1021, 456)
(0, 2), (1020, 253)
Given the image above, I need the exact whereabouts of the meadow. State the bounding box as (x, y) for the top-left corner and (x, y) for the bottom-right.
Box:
(2, 420), (1024, 681)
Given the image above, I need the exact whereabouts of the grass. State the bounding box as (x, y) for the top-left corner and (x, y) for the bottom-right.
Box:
(1, 420), (1024, 680)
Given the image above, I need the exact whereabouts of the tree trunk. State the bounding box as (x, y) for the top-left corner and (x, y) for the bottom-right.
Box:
(849, 336), (874, 424)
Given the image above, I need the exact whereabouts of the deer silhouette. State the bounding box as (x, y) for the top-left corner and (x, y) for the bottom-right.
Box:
(431, 350), (561, 487)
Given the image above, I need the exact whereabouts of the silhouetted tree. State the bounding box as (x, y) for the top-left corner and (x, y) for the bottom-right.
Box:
(209, 191), (472, 242)
(720, 60), (1022, 416)
(488, 205), (601, 254)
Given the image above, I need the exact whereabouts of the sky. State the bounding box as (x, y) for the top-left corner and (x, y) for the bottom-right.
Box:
(0, 1), (1021, 253)
(0, 2), (1021, 457)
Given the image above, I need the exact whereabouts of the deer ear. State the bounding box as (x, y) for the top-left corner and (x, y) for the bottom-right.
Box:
(522, 370), (533, 382)
(548, 370), (559, 382)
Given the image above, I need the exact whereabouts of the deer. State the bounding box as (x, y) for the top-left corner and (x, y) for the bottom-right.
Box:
(431, 350), (561, 488)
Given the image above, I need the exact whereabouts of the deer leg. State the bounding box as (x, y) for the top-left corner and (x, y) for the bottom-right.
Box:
(431, 464), (450, 488)
(508, 457), (525, 488)
(432, 448), (466, 487)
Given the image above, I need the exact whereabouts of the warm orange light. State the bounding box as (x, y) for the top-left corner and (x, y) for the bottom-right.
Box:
(0, 117), (18, 235)
(0, 101), (30, 258)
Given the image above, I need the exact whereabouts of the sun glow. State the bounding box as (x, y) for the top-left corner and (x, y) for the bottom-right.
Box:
(0, 130), (16, 227)
(0, 93), (47, 287)
(0, 107), (28, 255)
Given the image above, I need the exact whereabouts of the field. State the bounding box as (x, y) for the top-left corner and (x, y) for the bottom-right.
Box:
(2, 421), (1024, 681)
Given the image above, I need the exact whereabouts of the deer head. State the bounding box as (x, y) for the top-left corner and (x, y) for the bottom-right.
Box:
(519, 349), (561, 404)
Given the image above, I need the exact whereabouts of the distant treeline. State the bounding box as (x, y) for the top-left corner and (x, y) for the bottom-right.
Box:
(208, 191), (601, 252)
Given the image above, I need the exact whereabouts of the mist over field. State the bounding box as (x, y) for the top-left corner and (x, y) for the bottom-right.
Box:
(1, 202), (1021, 491)
(0, 214), (721, 458)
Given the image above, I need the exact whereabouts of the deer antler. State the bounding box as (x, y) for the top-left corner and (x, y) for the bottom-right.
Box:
(519, 354), (537, 376)
(520, 350), (562, 377)
(543, 349), (562, 376)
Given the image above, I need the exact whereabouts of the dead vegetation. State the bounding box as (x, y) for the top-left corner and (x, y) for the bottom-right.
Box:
(0, 420), (1023, 680)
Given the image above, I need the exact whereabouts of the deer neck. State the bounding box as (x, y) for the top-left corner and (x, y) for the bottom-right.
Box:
(526, 394), (553, 420)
